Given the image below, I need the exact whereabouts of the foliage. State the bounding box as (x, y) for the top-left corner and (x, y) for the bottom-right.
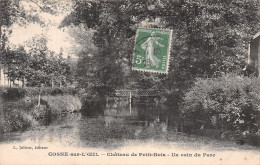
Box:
(0, 0), (75, 87)
(41, 95), (81, 112)
(50, 88), (63, 96)
(41, 95), (82, 122)
(0, 94), (82, 133)
(61, 0), (260, 94)
(0, 99), (35, 133)
(1, 0), (259, 91)
(164, 89), (184, 108)
(1, 47), (28, 84)
(23, 87), (78, 97)
(1, 44), (73, 87)
(2, 88), (26, 100)
(1, 108), (32, 133)
(181, 74), (260, 134)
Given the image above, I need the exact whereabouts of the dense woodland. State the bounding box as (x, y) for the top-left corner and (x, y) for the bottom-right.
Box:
(60, 0), (260, 94)
(1, 0), (259, 90)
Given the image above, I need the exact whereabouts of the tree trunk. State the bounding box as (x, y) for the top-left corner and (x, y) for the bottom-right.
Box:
(0, 66), (4, 87)
(37, 88), (41, 107)
(8, 78), (11, 87)
(51, 77), (54, 88)
(22, 76), (25, 88)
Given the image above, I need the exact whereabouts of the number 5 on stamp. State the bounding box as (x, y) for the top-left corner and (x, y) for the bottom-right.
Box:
(132, 28), (172, 74)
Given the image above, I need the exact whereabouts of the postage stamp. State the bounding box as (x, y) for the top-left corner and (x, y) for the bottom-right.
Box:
(132, 28), (172, 74)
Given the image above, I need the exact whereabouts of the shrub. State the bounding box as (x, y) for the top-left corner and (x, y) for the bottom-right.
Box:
(0, 100), (36, 133)
(24, 87), (50, 97)
(0, 93), (82, 133)
(41, 95), (82, 123)
(2, 88), (26, 100)
(60, 87), (78, 96)
(24, 87), (78, 97)
(2, 109), (32, 133)
(181, 74), (260, 135)
(51, 88), (64, 96)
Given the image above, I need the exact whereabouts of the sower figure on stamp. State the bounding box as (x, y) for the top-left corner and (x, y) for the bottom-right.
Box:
(140, 32), (164, 69)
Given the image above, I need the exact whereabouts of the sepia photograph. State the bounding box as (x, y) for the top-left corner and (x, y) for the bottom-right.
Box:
(0, 0), (259, 164)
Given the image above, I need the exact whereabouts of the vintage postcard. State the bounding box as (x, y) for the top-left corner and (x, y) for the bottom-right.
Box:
(0, 0), (259, 165)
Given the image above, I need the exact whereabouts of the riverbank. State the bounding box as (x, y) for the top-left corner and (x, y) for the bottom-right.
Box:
(0, 116), (259, 165)
(0, 87), (81, 134)
(1, 87), (259, 151)
(2, 114), (259, 150)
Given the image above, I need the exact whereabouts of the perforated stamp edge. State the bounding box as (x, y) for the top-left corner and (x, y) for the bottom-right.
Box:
(132, 27), (173, 74)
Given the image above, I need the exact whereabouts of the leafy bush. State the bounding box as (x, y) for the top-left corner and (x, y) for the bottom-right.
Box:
(23, 87), (51, 96)
(0, 100), (36, 133)
(41, 95), (82, 123)
(2, 109), (32, 133)
(181, 74), (260, 135)
(2, 88), (26, 100)
(0, 93), (82, 133)
(51, 88), (63, 96)
(24, 87), (78, 97)
(61, 87), (78, 96)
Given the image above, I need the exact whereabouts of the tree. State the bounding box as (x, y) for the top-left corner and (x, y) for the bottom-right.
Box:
(1, 46), (28, 87)
(1, 0), (74, 87)
(61, 0), (260, 93)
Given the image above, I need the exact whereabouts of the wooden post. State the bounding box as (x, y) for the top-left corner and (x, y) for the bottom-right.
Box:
(129, 91), (132, 115)
(157, 105), (160, 122)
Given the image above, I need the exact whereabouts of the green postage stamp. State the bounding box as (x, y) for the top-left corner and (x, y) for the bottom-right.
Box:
(132, 28), (172, 74)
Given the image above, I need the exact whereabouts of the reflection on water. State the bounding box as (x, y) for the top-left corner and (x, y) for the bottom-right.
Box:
(1, 103), (259, 150)
(0, 104), (178, 148)
(0, 113), (83, 147)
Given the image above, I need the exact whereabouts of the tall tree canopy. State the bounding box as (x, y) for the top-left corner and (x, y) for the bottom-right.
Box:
(0, 0), (74, 87)
(61, 0), (259, 94)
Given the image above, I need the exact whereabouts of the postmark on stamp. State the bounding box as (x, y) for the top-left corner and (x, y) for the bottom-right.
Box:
(132, 28), (172, 74)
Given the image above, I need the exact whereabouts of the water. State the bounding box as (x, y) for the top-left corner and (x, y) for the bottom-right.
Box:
(0, 102), (259, 149)
(1, 100), (259, 165)
(0, 102), (180, 148)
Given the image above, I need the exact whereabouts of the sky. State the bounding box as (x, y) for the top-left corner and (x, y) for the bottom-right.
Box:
(4, 0), (164, 59)
(7, 0), (75, 58)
